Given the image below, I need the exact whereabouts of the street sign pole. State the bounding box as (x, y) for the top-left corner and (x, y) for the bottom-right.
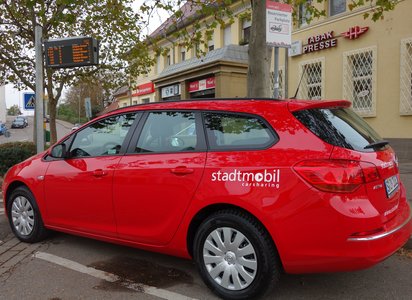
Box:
(35, 25), (44, 153)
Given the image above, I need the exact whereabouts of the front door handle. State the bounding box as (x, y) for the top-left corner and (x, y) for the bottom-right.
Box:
(93, 169), (108, 177)
(171, 166), (194, 175)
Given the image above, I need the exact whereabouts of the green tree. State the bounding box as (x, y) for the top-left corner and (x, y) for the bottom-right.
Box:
(62, 77), (108, 121)
(0, 0), (152, 144)
(7, 104), (21, 116)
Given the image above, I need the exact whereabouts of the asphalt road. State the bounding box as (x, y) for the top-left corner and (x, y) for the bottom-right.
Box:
(0, 115), (72, 145)
(0, 210), (411, 300)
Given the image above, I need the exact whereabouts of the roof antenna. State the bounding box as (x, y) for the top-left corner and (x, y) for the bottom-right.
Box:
(290, 65), (306, 99)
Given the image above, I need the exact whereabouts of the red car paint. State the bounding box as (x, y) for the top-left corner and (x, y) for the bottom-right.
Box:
(2, 99), (411, 276)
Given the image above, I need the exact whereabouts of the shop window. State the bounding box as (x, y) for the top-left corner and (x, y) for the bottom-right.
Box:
(400, 38), (412, 115)
(270, 67), (285, 98)
(329, 0), (346, 16)
(241, 19), (251, 44)
(223, 24), (232, 46)
(298, 58), (324, 100)
(343, 47), (377, 117)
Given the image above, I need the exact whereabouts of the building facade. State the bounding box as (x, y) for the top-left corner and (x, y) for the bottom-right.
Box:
(286, 0), (412, 159)
(119, 0), (411, 158)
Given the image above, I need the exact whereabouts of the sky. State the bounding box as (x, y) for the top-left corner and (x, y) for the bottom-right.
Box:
(4, 0), (171, 112)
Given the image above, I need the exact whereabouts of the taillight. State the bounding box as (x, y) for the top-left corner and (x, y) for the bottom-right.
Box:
(293, 160), (380, 193)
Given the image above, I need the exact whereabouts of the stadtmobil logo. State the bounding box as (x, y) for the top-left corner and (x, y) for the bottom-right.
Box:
(211, 169), (280, 188)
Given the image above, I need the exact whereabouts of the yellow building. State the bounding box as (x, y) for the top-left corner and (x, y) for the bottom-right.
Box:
(287, 0), (412, 160)
(124, 0), (411, 159)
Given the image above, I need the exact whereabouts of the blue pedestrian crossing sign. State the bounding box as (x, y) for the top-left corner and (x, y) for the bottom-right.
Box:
(24, 93), (36, 110)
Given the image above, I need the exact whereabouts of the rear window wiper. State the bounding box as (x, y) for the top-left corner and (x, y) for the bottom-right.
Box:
(364, 140), (389, 149)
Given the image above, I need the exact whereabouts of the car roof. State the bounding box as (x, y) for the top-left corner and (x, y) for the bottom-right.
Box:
(103, 98), (352, 117)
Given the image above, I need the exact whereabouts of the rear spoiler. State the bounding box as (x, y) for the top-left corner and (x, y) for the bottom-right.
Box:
(287, 100), (351, 112)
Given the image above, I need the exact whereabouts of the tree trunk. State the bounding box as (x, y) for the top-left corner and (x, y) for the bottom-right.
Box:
(46, 68), (58, 144)
(49, 97), (58, 144)
(247, 0), (272, 98)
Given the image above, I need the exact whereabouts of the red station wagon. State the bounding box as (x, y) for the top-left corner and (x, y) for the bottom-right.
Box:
(2, 99), (411, 299)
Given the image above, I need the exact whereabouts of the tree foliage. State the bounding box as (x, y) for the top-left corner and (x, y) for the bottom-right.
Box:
(7, 104), (22, 116)
(0, 0), (399, 145)
(0, 0), (151, 144)
(62, 77), (107, 121)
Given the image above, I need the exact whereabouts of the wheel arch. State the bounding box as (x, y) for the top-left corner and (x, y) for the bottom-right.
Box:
(4, 181), (29, 213)
(186, 203), (279, 261)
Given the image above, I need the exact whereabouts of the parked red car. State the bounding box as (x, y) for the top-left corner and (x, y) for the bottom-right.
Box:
(2, 99), (411, 299)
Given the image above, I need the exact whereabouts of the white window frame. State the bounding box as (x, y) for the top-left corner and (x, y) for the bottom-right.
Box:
(298, 57), (325, 100)
(241, 19), (251, 44)
(156, 55), (161, 74)
(343, 46), (377, 117)
(180, 48), (186, 62)
(208, 39), (215, 51)
(400, 38), (412, 115)
(298, 0), (311, 27)
(223, 24), (232, 46)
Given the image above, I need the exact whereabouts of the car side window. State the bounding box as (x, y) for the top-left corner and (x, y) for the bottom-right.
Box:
(69, 113), (136, 158)
(203, 112), (276, 150)
(135, 111), (197, 153)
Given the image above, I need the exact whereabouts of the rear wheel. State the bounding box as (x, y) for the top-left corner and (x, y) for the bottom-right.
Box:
(193, 210), (281, 299)
(7, 186), (49, 243)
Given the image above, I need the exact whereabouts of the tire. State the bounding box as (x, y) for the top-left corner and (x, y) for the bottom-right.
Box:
(193, 209), (281, 300)
(7, 186), (49, 243)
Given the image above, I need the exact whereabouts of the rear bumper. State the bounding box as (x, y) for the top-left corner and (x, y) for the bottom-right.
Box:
(348, 208), (411, 242)
(281, 201), (412, 274)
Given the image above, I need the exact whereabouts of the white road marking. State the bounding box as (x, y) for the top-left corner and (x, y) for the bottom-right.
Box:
(34, 251), (197, 300)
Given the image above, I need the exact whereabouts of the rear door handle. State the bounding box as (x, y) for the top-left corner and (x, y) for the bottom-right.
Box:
(171, 166), (194, 175)
(93, 169), (108, 177)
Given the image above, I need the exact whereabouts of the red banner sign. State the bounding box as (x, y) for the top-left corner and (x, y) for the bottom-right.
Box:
(133, 82), (155, 96)
(189, 77), (215, 93)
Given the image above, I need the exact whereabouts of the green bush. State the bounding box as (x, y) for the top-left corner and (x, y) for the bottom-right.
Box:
(0, 141), (36, 176)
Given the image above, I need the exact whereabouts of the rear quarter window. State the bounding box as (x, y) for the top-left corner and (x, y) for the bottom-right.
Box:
(293, 108), (383, 152)
(203, 112), (277, 150)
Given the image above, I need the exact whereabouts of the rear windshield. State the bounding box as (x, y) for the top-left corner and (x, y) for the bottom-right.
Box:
(293, 108), (383, 152)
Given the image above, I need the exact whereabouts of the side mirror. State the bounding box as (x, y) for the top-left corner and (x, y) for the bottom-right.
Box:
(50, 144), (67, 159)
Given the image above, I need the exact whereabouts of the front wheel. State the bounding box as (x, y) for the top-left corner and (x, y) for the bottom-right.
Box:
(7, 186), (49, 243)
(193, 210), (281, 300)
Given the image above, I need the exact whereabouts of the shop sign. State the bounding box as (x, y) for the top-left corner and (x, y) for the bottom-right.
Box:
(266, 1), (292, 48)
(161, 84), (180, 98)
(288, 40), (302, 57)
(303, 31), (337, 54)
(189, 77), (216, 93)
(341, 26), (369, 40)
(135, 82), (154, 96)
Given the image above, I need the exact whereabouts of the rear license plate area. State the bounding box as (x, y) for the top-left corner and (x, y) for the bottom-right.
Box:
(384, 175), (399, 198)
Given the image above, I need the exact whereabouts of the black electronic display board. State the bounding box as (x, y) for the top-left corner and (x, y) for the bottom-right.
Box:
(44, 37), (99, 68)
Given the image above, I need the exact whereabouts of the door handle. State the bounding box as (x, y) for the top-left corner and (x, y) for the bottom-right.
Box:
(171, 166), (194, 175)
(93, 169), (108, 177)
